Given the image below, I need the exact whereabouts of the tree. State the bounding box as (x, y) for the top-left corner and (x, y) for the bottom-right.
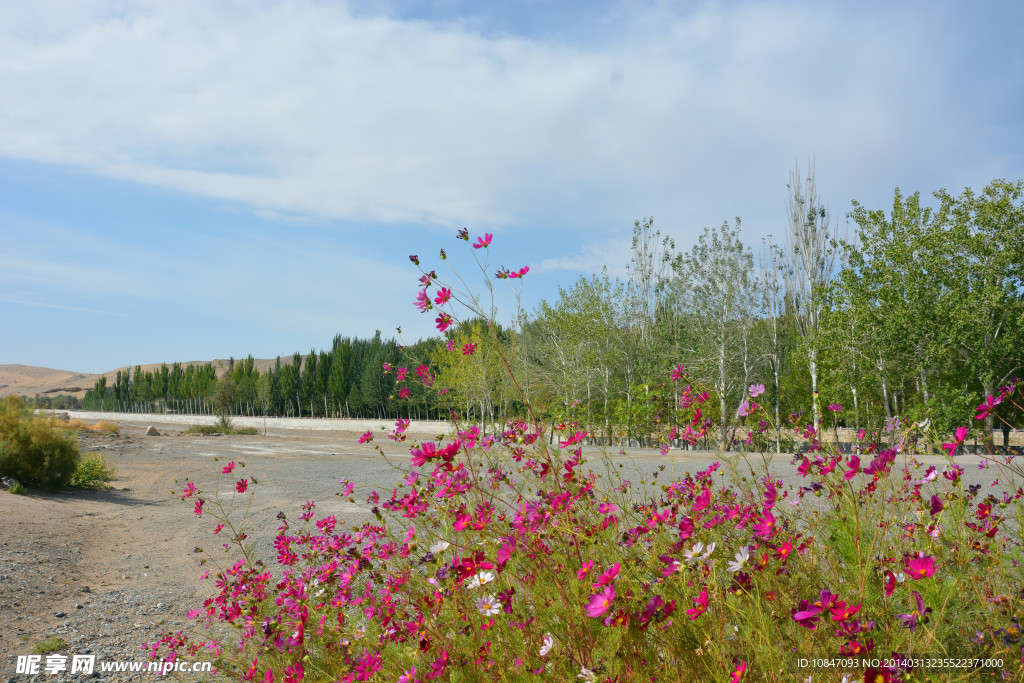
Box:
(782, 159), (842, 433)
(674, 219), (763, 450)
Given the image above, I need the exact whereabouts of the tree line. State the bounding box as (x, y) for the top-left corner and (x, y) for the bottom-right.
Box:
(78, 169), (1022, 450)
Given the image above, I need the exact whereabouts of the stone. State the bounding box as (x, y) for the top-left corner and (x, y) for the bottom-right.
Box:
(145, 426), (160, 436)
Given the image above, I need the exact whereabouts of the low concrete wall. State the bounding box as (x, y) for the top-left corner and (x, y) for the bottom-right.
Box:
(58, 411), (454, 436)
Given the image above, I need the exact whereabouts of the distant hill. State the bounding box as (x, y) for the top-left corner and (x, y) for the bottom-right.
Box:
(0, 358), (290, 399)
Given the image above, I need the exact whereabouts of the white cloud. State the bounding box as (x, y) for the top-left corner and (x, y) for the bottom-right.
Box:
(0, 1), (1018, 240)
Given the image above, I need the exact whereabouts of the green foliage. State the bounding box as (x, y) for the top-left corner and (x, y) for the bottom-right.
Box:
(0, 396), (81, 491)
(32, 637), (68, 655)
(7, 479), (26, 494)
(185, 421), (258, 436)
(69, 451), (117, 489)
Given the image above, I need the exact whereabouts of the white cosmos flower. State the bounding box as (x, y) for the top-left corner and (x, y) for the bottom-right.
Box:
(727, 546), (750, 573)
(539, 633), (554, 656)
(476, 595), (500, 616)
(464, 570), (496, 589)
(683, 541), (716, 564)
(429, 540), (450, 554)
(578, 666), (597, 682)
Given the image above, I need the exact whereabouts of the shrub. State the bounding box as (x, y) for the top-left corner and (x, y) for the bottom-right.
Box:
(70, 451), (117, 489)
(0, 396), (81, 490)
(185, 422), (258, 436)
(148, 235), (1024, 682)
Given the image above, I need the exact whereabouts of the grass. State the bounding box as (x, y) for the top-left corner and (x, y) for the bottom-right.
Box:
(33, 637), (68, 654)
(61, 418), (120, 433)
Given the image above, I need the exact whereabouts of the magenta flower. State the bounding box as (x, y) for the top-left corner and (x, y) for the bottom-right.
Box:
(235, 478), (249, 494)
(462, 343), (476, 355)
(472, 233), (493, 249)
(943, 425), (969, 455)
(222, 461), (236, 474)
(929, 495), (944, 516)
(671, 364), (687, 381)
(976, 394), (1001, 420)
(843, 456), (860, 480)
(414, 289), (431, 312)
(358, 430), (373, 443)
(398, 387), (412, 399)
(435, 313), (453, 332)
(585, 585), (615, 618)
(591, 562), (620, 588)
(904, 554), (936, 580)
(685, 589), (708, 620)
(828, 403), (843, 412)
(898, 591), (931, 632)
(433, 287), (452, 305)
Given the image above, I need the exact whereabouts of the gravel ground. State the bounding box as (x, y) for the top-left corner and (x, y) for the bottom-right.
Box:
(1, 417), (1014, 681)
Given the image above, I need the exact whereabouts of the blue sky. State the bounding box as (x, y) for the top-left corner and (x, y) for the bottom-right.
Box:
(1, 0), (1021, 374)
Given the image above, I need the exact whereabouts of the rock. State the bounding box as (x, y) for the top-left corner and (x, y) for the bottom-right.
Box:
(145, 426), (160, 436)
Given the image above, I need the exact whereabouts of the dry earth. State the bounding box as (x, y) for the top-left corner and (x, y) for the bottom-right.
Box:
(0, 420), (411, 682)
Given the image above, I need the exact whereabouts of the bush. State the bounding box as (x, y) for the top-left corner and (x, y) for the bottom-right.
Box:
(148, 235), (1024, 682)
(70, 451), (117, 489)
(0, 396), (81, 490)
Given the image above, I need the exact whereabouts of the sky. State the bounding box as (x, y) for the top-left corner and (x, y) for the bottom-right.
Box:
(1, 0), (1021, 374)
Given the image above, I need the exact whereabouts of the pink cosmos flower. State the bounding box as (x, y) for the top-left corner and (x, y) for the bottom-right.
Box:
(943, 425), (969, 456)
(414, 289), (431, 312)
(435, 313), (453, 332)
(358, 430), (373, 443)
(748, 383), (765, 398)
(577, 560), (594, 580)
(591, 562), (620, 588)
(472, 233), (493, 249)
(753, 511), (776, 538)
(828, 403), (843, 412)
(729, 660), (747, 682)
(585, 585), (615, 617)
(235, 479), (248, 493)
(222, 461), (235, 474)
(898, 591), (931, 632)
(671, 364), (687, 381)
(398, 388), (412, 399)
(976, 394), (1001, 420)
(844, 456), (861, 480)
(433, 287), (452, 305)
(508, 266), (530, 278)
(685, 589), (708, 620)
(904, 554), (936, 580)
(462, 343), (476, 355)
